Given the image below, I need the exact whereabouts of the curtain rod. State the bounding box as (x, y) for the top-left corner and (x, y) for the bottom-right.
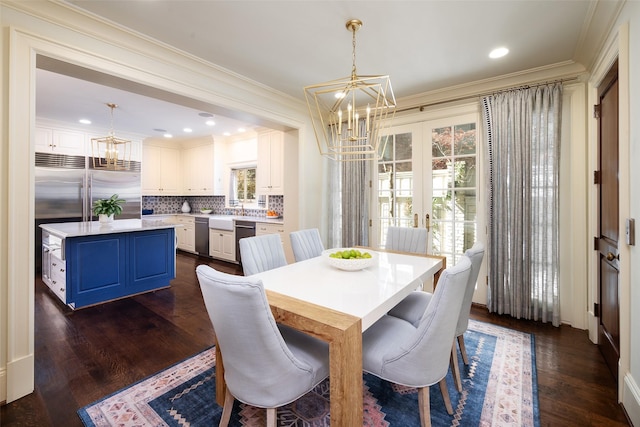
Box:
(397, 76), (580, 114)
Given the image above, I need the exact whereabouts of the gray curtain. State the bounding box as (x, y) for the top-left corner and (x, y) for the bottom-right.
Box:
(326, 119), (370, 248)
(482, 83), (562, 326)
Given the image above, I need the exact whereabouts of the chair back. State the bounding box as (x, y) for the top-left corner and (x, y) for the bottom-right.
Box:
(377, 256), (471, 386)
(290, 228), (325, 262)
(456, 242), (485, 336)
(385, 226), (428, 254)
(239, 234), (287, 276)
(196, 265), (326, 408)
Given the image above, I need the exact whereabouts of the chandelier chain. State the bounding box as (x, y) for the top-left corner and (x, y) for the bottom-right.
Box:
(351, 25), (357, 80)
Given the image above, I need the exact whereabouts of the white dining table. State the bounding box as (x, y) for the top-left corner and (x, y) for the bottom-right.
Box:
(213, 248), (445, 426)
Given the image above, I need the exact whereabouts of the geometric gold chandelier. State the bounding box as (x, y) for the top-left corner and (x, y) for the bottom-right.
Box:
(304, 19), (396, 162)
(91, 103), (132, 170)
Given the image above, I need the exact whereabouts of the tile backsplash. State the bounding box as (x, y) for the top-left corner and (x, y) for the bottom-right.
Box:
(142, 195), (284, 217)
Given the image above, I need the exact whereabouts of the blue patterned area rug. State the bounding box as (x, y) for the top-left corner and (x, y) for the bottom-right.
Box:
(78, 320), (539, 426)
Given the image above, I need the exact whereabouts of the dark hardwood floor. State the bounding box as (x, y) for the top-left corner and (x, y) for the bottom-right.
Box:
(0, 252), (630, 426)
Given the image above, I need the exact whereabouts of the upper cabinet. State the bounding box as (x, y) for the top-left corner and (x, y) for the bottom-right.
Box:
(35, 121), (144, 162)
(141, 144), (181, 195)
(35, 126), (86, 156)
(182, 143), (215, 195)
(257, 130), (284, 194)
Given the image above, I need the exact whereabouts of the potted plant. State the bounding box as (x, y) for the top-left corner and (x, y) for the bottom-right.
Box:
(92, 194), (126, 223)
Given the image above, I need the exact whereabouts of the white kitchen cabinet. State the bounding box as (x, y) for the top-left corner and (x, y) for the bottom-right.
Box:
(142, 144), (181, 195)
(257, 131), (284, 194)
(183, 143), (215, 195)
(209, 228), (236, 262)
(42, 245), (67, 303)
(175, 216), (196, 252)
(256, 222), (293, 262)
(35, 127), (86, 156)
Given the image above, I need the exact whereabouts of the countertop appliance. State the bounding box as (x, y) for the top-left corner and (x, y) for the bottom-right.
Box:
(235, 220), (256, 268)
(35, 152), (142, 271)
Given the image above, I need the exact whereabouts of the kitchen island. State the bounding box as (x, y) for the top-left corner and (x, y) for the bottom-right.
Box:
(40, 219), (181, 310)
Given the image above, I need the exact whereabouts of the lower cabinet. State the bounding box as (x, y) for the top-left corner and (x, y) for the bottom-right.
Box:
(256, 222), (292, 262)
(175, 216), (196, 252)
(42, 245), (67, 303)
(209, 228), (236, 262)
(62, 228), (175, 309)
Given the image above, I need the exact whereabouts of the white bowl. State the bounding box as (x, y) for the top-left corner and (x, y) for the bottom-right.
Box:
(200, 209), (213, 214)
(323, 248), (376, 271)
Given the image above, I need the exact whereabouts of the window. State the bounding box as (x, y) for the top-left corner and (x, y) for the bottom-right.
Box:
(229, 167), (256, 206)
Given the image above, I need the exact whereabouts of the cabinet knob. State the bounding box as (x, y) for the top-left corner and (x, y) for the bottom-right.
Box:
(52, 262), (57, 266)
(60, 268), (65, 272)
(52, 280), (57, 284)
(60, 288), (64, 293)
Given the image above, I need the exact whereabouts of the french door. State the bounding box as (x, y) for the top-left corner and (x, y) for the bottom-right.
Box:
(372, 113), (482, 295)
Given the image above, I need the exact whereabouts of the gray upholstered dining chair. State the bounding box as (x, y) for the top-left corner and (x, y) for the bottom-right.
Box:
(362, 256), (471, 427)
(385, 226), (428, 254)
(289, 228), (324, 262)
(196, 265), (330, 427)
(387, 242), (485, 392)
(239, 234), (287, 276)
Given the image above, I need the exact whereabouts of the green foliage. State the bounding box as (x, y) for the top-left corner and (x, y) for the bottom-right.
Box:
(92, 194), (125, 216)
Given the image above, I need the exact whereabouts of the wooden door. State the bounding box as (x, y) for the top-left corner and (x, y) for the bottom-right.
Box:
(597, 60), (619, 380)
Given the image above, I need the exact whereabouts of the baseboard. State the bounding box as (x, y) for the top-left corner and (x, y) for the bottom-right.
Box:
(587, 310), (598, 343)
(623, 372), (640, 426)
(6, 353), (34, 403)
(0, 366), (6, 404)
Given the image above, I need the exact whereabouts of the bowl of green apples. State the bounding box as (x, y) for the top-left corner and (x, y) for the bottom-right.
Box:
(324, 248), (375, 271)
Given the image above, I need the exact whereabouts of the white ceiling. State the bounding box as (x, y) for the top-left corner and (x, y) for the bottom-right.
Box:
(37, 0), (615, 139)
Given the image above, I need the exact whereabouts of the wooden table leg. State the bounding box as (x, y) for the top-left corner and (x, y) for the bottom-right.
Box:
(329, 319), (363, 426)
(215, 345), (226, 407)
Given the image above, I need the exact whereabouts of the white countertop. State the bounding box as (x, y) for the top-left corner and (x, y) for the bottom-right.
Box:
(143, 213), (284, 225)
(40, 218), (182, 239)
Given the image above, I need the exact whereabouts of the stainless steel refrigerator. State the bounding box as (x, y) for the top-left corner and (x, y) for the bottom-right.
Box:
(35, 152), (142, 271)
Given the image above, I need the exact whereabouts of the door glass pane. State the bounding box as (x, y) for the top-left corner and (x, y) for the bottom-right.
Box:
(380, 135), (393, 161)
(454, 123), (477, 155)
(454, 157), (476, 188)
(432, 126), (452, 157)
(395, 133), (412, 160)
(432, 190), (453, 221)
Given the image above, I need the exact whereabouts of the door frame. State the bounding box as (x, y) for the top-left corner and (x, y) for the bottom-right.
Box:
(587, 22), (630, 398)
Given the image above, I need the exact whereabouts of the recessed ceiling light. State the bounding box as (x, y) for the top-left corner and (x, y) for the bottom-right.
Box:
(183, 128), (193, 133)
(489, 47), (509, 59)
(153, 128), (167, 133)
(79, 119), (91, 125)
(206, 120), (216, 126)
(238, 127), (246, 133)
(223, 132), (231, 137)
(163, 133), (173, 138)
(198, 112), (214, 118)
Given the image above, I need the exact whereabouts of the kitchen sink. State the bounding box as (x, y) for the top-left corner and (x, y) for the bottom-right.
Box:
(208, 216), (234, 231)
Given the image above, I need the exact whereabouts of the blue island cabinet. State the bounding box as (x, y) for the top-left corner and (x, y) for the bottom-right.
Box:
(65, 228), (175, 309)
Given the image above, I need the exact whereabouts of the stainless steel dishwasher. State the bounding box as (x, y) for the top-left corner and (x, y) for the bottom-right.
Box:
(235, 220), (256, 267)
(194, 216), (210, 256)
